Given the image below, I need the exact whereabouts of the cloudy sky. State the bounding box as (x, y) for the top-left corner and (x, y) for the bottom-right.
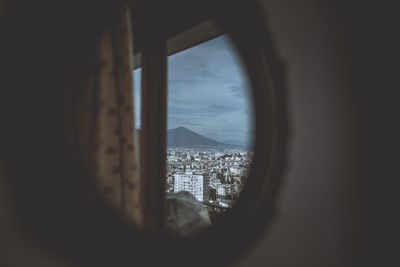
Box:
(133, 35), (253, 147)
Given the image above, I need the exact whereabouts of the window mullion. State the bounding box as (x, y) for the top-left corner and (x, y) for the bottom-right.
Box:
(140, 36), (167, 232)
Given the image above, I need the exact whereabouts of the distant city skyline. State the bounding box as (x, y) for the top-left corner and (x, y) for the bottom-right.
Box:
(133, 35), (253, 147)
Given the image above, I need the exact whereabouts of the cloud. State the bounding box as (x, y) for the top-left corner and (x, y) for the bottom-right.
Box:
(183, 121), (206, 127)
(134, 35), (254, 146)
(228, 84), (252, 100)
(168, 98), (237, 117)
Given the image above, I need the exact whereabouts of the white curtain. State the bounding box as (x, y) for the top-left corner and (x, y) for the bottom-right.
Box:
(77, 4), (143, 227)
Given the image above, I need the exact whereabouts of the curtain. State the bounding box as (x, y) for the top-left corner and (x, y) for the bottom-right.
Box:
(76, 4), (143, 228)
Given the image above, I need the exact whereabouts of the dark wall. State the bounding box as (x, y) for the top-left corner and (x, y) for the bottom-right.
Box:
(236, 0), (399, 266)
(236, 0), (359, 266)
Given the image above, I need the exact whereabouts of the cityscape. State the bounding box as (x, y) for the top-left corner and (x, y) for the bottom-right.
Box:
(166, 127), (252, 215)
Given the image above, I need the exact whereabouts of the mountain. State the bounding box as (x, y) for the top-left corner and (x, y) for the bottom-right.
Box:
(167, 127), (233, 148)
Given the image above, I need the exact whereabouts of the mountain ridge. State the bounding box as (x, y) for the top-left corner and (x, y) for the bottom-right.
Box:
(167, 127), (235, 148)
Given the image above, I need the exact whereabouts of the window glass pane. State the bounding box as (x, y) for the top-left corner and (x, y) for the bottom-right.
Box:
(166, 35), (254, 229)
(133, 68), (141, 130)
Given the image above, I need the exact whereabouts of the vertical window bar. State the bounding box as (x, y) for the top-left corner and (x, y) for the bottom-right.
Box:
(140, 36), (167, 232)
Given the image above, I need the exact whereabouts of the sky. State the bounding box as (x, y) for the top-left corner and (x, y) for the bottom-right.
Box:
(133, 35), (253, 147)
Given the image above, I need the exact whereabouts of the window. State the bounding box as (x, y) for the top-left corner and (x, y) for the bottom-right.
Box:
(133, 34), (254, 235)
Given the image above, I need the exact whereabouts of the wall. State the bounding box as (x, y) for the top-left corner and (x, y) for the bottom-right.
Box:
(235, 0), (360, 266)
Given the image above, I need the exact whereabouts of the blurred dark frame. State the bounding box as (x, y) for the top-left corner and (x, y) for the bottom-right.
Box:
(1, 0), (288, 266)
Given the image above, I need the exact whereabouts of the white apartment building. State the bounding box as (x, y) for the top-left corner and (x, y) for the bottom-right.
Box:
(173, 173), (204, 202)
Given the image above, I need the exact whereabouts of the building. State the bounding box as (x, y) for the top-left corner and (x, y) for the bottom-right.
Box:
(203, 174), (211, 202)
(173, 172), (204, 202)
